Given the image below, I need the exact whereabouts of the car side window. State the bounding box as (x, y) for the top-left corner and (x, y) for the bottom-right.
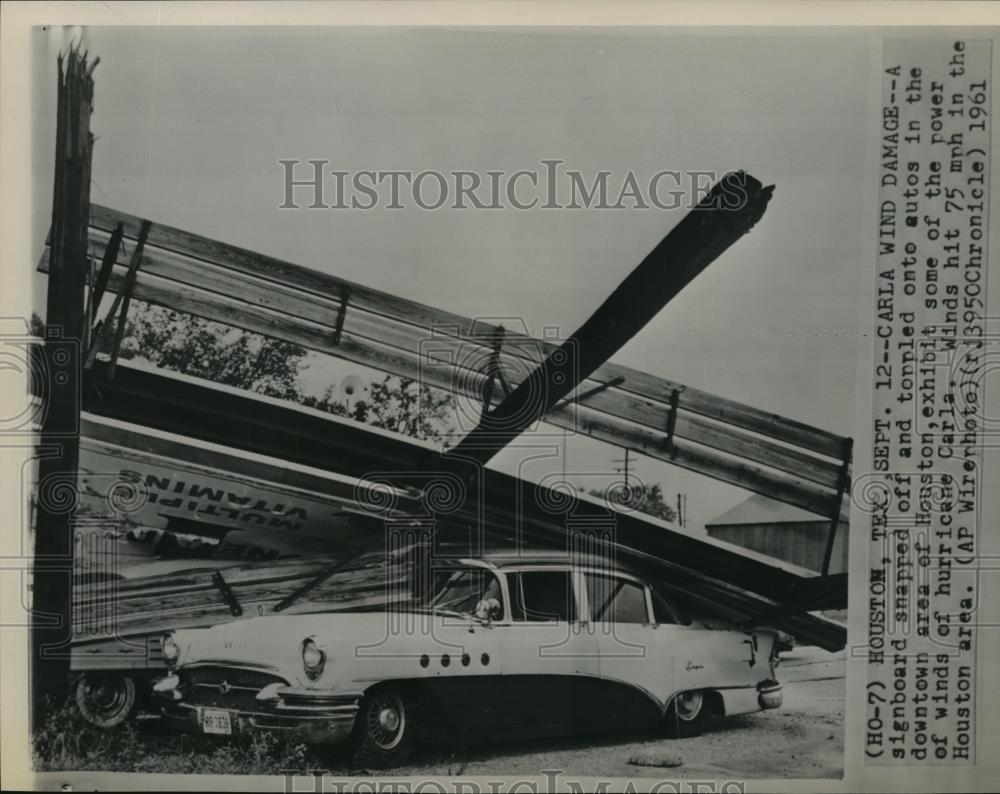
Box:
(650, 587), (682, 625)
(509, 570), (576, 622)
(429, 568), (503, 617)
(585, 573), (648, 625)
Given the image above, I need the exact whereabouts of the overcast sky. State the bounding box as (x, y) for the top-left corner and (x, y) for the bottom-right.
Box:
(32, 27), (875, 530)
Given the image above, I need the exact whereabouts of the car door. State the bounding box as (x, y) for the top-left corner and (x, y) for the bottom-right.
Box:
(494, 566), (599, 733)
(584, 570), (671, 726)
(400, 565), (508, 740)
(646, 586), (771, 699)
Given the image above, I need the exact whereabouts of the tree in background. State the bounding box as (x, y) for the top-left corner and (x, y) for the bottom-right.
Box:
(119, 303), (306, 400)
(118, 302), (455, 444)
(302, 377), (456, 447)
(587, 481), (677, 524)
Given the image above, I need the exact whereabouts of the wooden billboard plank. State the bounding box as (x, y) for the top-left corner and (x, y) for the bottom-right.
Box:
(80, 413), (424, 523)
(88, 204), (490, 335)
(78, 360), (847, 647)
(564, 384), (844, 488)
(76, 566), (396, 621)
(73, 553), (406, 638)
(79, 204), (849, 460)
(66, 266), (846, 516)
(559, 406), (850, 523)
(43, 229), (346, 330)
(52, 253), (846, 496)
(594, 360), (849, 462)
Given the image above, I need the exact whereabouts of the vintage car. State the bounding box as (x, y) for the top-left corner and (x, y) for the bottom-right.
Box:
(154, 554), (783, 767)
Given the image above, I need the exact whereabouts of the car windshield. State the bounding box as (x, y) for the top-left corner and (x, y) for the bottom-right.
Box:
(272, 559), (505, 619)
(418, 567), (504, 620)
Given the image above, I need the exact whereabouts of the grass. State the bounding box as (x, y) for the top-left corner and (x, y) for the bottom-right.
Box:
(32, 699), (339, 775)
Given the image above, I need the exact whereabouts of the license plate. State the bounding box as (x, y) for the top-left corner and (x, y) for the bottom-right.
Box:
(201, 708), (232, 735)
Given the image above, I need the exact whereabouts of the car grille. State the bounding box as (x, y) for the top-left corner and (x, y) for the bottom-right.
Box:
(180, 666), (287, 713)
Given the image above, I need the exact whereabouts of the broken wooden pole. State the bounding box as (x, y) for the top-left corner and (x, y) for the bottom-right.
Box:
(32, 48), (96, 722)
(446, 171), (775, 469)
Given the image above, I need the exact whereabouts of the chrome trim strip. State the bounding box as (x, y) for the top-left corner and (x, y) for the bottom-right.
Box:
(278, 687), (364, 701)
(182, 660), (281, 672)
(165, 703), (356, 724)
(272, 703), (359, 715)
(165, 701), (358, 723)
(193, 682), (261, 692)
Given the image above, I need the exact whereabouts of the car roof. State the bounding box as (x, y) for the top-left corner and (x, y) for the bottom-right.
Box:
(457, 551), (642, 578)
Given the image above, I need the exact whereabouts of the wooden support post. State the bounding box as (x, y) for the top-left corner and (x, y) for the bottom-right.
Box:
(553, 376), (626, 411)
(822, 437), (854, 575)
(272, 536), (386, 613)
(86, 219), (150, 372)
(480, 326), (507, 418)
(33, 48), (96, 722)
(81, 255), (96, 353)
(210, 571), (244, 617)
(333, 284), (351, 346)
(664, 388), (681, 459)
(89, 221), (124, 324)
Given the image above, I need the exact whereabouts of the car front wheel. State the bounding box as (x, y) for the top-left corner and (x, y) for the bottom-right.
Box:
(664, 689), (711, 738)
(351, 687), (415, 769)
(74, 675), (138, 728)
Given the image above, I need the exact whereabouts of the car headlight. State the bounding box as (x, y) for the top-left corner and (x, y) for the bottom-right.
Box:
(162, 633), (181, 669)
(301, 637), (326, 679)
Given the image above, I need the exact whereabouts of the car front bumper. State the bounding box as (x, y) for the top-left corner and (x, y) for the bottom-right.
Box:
(154, 674), (362, 744)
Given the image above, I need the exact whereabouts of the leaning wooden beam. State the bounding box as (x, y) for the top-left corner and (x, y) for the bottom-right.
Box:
(81, 360), (835, 600)
(446, 171), (775, 468)
(41, 215), (847, 484)
(88, 277), (845, 517)
(80, 412), (423, 522)
(565, 408), (849, 522)
(40, 199), (852, 515)
(565, 385), (844, 489)
(69, 202), (849, 461)
(52, 240), (841, 484)
(77, 362), (846, 647)
(59, 266), (846, 519)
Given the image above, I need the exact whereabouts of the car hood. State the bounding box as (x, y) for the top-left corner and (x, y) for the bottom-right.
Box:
(180, 610), (475, 680)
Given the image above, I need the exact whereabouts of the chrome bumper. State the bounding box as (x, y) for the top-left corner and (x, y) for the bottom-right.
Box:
(154, 674), (361, 744)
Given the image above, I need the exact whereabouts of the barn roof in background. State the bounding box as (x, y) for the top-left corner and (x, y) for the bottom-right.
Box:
(707, 493), (836, 528)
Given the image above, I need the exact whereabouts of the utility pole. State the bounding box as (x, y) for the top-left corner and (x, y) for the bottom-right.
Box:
(32, 48), (97, 722)
(613, 448), (633, 489)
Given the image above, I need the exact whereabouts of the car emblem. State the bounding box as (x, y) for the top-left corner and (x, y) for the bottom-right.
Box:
(218, 680), (231, 694)
(685, 661), (704, 671)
